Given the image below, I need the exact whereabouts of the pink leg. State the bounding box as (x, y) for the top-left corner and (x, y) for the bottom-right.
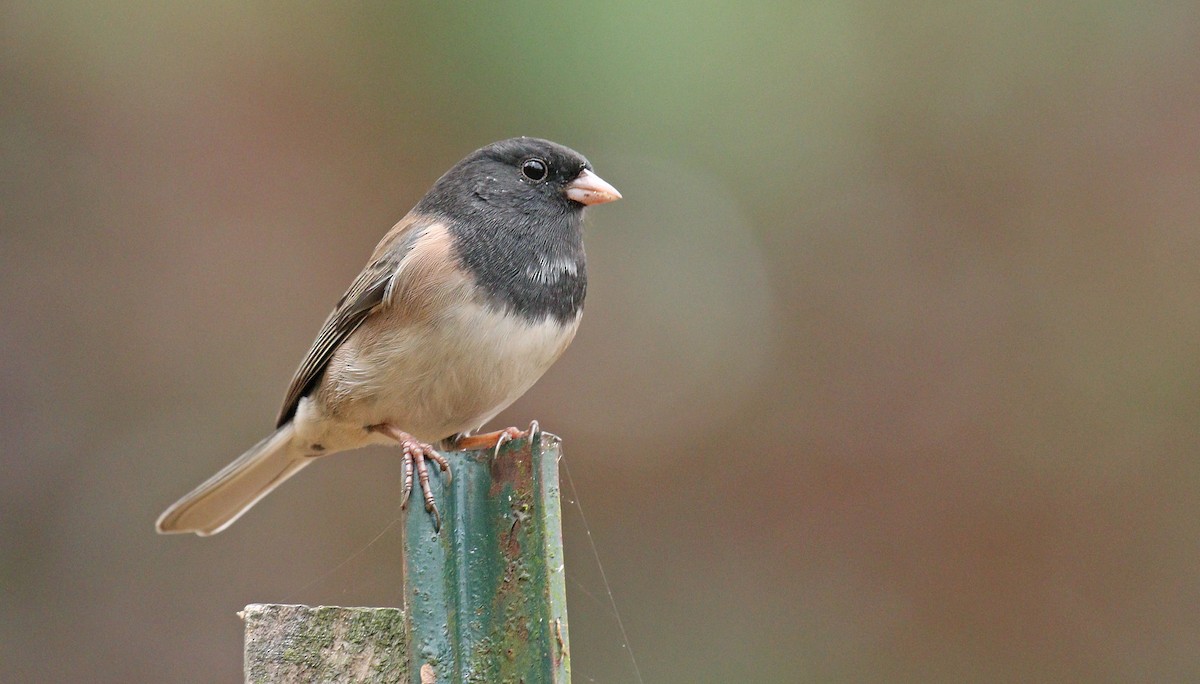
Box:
(450, 421), (541, 458)
(369, 424), (451, 531)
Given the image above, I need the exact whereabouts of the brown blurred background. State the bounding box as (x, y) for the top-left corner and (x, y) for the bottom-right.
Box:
(3, 2), (1199, 682)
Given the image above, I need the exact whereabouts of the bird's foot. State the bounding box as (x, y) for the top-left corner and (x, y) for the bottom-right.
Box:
(369, 424), (451, 532)
(451, 420), (541, 458)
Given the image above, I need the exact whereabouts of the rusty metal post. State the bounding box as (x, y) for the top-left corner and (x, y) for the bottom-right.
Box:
(241, 435), (570, 683)
(403, 433), (571, 683)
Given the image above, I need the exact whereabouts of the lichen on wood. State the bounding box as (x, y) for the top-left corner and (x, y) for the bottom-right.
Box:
(242, 604), (409, 683)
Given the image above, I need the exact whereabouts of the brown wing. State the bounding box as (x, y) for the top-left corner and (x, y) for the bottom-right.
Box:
(275, 216), (429, 426)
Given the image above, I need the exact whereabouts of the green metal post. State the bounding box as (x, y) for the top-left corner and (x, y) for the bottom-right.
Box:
(404, 433), (571, 683)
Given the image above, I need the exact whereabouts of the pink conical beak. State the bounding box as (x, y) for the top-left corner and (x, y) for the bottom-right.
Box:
(565, 169), (622, 206)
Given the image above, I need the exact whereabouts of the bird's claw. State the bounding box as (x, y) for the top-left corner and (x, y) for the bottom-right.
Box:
(493, 430), (513, 459)
(373, 424), (450, 533)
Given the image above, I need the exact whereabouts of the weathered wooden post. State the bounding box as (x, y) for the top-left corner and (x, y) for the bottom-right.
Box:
(242, 434), (571, 683)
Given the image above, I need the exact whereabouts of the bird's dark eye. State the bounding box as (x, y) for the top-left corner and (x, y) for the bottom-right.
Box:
(521, 158), (548, 182)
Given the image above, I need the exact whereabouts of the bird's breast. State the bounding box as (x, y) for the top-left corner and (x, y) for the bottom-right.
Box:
(315, 301), (581, 443)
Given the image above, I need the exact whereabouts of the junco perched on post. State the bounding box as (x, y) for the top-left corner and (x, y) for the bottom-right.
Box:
(156, 137), (620, 535)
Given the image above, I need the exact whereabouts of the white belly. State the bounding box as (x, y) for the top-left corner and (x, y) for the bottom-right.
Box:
(297, 302), (580, 447)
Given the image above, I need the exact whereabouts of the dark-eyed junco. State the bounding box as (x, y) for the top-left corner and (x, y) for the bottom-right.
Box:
(156, 137), (620, 535)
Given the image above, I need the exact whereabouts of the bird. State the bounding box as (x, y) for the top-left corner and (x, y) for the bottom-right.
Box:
(156, 137), (620, 536)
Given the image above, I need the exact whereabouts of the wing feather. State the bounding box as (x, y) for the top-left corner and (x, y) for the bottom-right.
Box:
(275, 217), (430, 426)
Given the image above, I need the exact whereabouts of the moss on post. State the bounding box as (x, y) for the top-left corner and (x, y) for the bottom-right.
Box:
(242, 604), (408, 683)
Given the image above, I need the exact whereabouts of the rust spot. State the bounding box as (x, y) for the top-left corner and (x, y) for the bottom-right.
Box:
(488, 439), (536, 496)
(501, 526), (521, 560)
(488, 449), (518, 497)
(553, 618), (567, 665)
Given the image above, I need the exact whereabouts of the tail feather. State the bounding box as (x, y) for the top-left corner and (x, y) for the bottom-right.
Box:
(156, 424), (311, 536)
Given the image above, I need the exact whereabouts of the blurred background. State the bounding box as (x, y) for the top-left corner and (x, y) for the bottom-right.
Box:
(3, 2), (1199, 682)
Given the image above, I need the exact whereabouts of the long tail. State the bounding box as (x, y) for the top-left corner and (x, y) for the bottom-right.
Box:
(156, 424), (311, 536)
